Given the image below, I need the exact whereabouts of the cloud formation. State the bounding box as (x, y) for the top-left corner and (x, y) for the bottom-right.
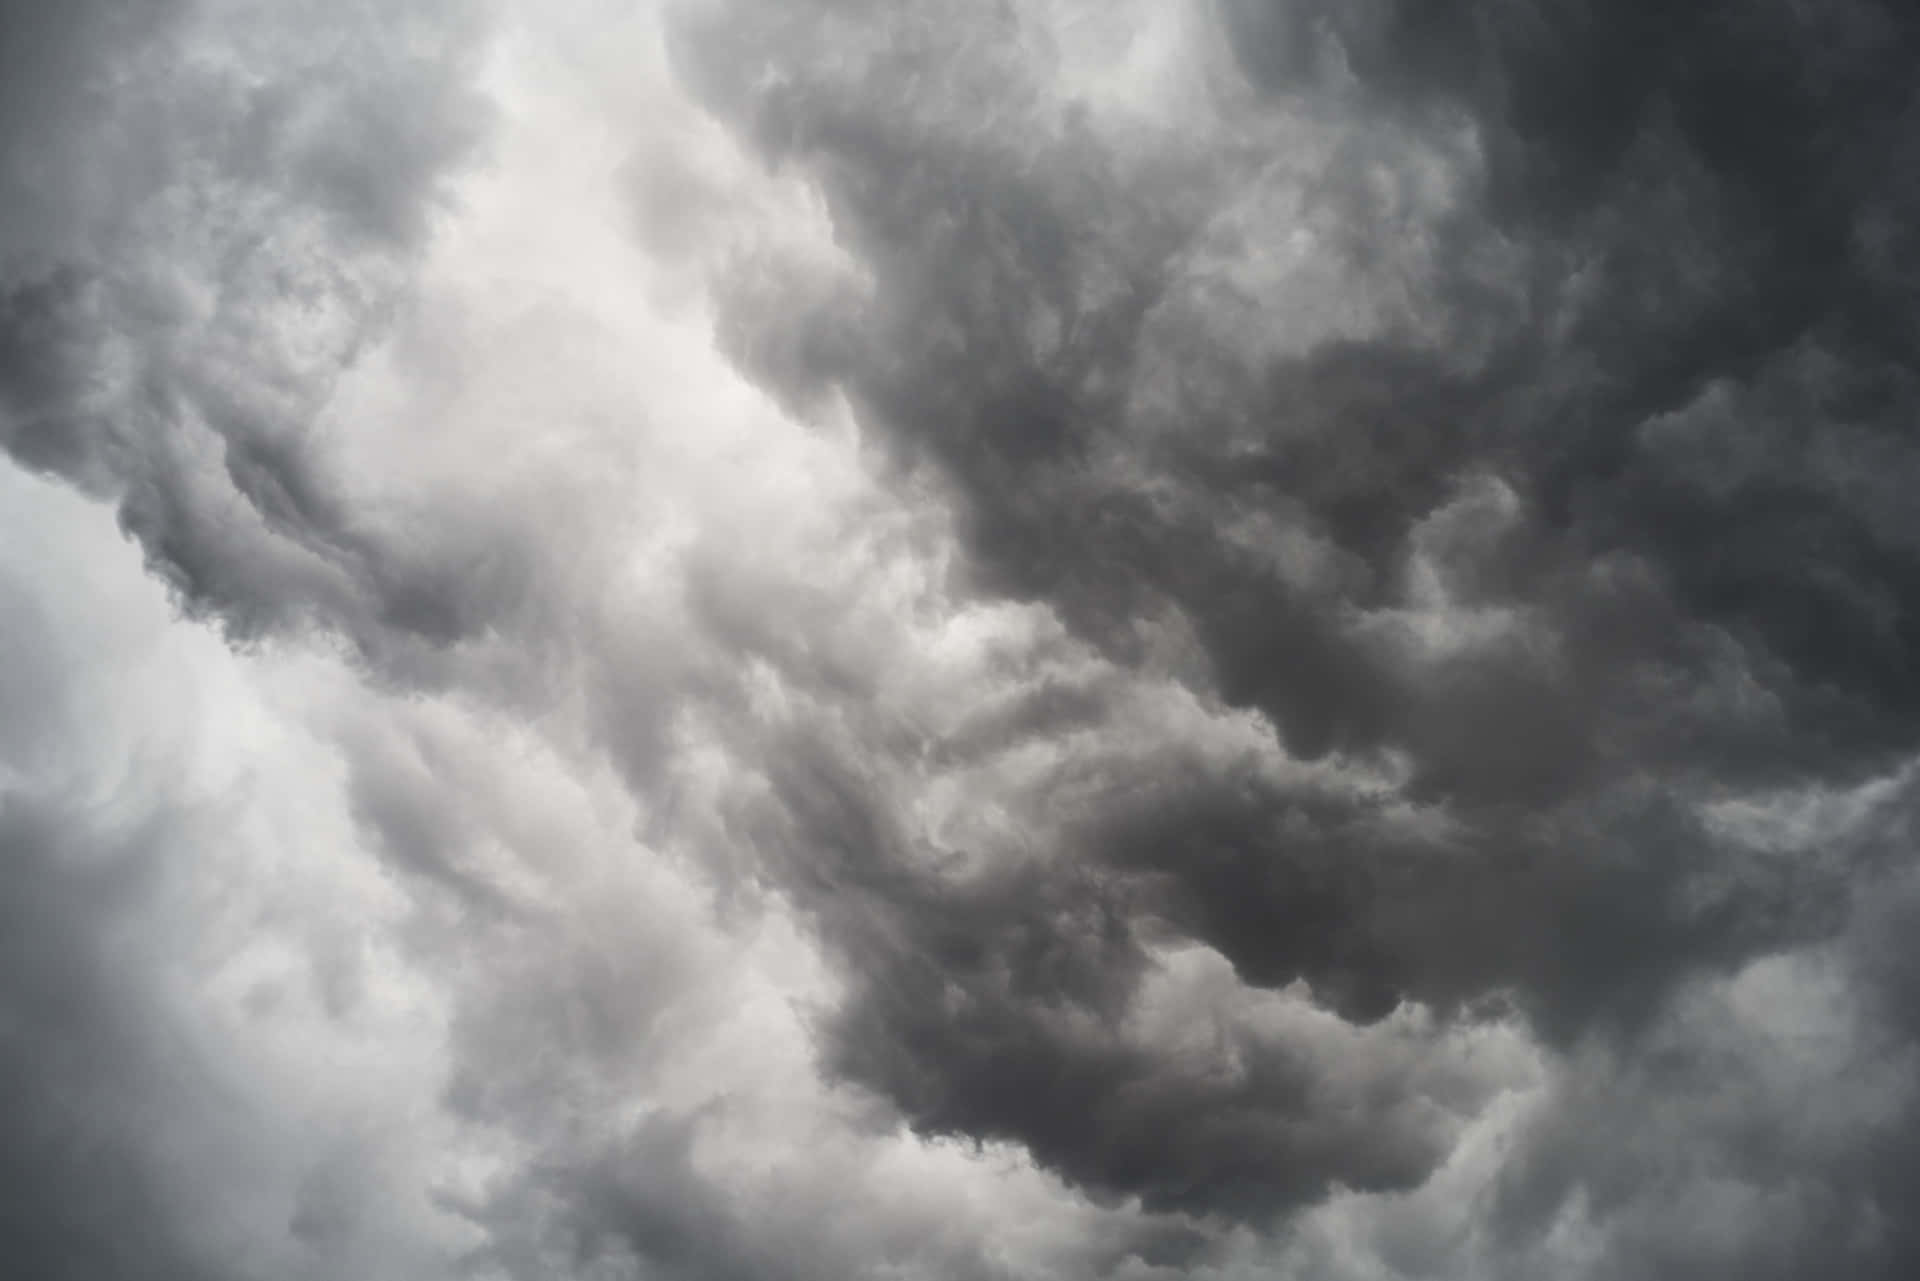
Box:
(4, 1), (1920, 1278)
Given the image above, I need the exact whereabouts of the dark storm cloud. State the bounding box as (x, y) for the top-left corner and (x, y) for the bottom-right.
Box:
(668, 0), (1920, 1249)
(10, 0), (1920, 1275)
(1478, 784), (1920, 1281)
(678, 0), (1920, 773)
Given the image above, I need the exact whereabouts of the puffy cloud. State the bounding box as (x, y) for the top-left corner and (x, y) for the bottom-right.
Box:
(665, 0), (1920, 1261)
(5, 0), (1920, 1278)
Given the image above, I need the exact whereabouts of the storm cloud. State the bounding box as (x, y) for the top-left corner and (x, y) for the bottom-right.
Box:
(4, 1), (1920, 1278)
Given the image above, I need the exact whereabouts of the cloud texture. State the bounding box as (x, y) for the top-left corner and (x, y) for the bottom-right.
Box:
(4, 1), (1920, 1278)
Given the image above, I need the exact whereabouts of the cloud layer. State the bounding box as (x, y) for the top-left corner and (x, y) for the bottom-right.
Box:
(5, 1), (1920, 1278)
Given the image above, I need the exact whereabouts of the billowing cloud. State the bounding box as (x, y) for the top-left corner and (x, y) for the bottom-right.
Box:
(4, 1), (1920, 1278)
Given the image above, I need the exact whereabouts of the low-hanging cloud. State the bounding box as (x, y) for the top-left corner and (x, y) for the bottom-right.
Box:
(4, 1), (1920, 1279)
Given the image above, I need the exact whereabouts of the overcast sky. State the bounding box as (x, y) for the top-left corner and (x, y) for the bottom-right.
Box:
(4, 2), (1920, 1278)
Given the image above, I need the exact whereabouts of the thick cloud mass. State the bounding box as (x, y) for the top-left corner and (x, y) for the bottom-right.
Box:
(671, 0), (1920, 1259)
(5, 1), (1920, 1278)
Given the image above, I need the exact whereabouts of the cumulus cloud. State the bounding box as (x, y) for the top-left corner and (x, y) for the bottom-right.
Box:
(4, 1), (1920, 1278)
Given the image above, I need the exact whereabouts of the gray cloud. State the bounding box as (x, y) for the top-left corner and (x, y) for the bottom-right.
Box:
(661, 0), (1920, 1261)
(1, 0), (500, 654)
(7, 0), (1920, 1278)
(0, 796), (229, 1281)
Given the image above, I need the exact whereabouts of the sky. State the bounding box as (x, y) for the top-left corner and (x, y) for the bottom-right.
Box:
(3, 2), (1920, 1278)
